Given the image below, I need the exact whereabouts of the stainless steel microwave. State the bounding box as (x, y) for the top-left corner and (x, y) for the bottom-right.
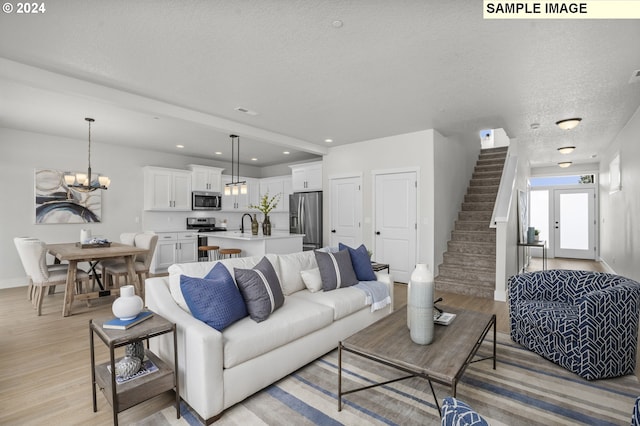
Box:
(192, 191), (222, 210)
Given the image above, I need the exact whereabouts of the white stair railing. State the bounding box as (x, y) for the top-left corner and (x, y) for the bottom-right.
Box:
(490, 145), (518, 301)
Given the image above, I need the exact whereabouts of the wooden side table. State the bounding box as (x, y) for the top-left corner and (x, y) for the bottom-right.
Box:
(371, 262), (390, 274)
(89, 313), (180, 426)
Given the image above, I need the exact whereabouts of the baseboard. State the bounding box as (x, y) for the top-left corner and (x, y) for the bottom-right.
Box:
(0, 277), (28, 290)
(598, 258), (616, 274)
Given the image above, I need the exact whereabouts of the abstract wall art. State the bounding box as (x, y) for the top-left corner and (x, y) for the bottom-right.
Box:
(35, 169), (102, 224)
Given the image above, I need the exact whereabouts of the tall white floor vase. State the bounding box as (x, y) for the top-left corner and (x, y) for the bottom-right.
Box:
(408, 264), (434, 345)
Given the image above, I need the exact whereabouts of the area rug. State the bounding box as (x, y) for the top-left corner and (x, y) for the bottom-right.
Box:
(136, 332), (640, 425)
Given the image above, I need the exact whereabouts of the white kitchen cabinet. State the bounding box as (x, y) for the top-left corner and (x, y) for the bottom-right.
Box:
(189, 165), (224, 192)
(259, 176), (292, 213)
(176, 232), (198, 263)
(144, 167), (192, 211)
(150, 231), (198, 273)
(221, 176), (258, 211)
(290, 162), (322, 192)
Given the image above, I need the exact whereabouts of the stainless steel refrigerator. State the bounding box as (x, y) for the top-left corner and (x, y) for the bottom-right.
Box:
(289, 191), (323, 251)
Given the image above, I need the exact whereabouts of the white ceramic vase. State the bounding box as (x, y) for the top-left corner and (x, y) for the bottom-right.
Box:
(408, 264), (434, 345)
(112, 285), (143, 320)
(80, 228), (92, 243)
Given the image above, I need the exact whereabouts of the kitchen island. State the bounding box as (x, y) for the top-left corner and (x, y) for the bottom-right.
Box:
(200, 231), (304, 258)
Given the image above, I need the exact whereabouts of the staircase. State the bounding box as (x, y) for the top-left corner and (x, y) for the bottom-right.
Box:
(434, 146), (508, 299)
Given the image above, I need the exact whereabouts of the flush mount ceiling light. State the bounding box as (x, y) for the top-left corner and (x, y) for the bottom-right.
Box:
(224, 134), (247, 196)
(557, 146), (576, 154)
(324, 138), (333, 143)
(64, 118), (110, 192)
(556, 118), (582, 130)
(234, 106), (258, 116)
(558, 161), (573, 168)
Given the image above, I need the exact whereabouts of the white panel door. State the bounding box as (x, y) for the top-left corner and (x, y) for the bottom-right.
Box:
(329, 176), (362, 248)
(374, 172), (417, 283)
(553, 188), (596, 259)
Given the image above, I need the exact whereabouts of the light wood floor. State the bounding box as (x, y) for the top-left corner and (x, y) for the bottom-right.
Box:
(0, 258), (603, 425)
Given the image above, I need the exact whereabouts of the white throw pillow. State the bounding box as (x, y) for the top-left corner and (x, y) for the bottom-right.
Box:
(277, 251), (318, 295)
(300, 268), (323, 292)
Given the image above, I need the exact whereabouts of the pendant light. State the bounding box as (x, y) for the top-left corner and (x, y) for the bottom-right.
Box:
(64, 118), (110, 192)
(224, 134), (247, 196)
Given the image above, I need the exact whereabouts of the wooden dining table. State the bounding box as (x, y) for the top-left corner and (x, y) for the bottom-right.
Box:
(46, 242), (149, 317)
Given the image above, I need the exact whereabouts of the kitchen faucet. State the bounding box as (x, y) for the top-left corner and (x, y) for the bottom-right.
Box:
(241, 213), (253, 234)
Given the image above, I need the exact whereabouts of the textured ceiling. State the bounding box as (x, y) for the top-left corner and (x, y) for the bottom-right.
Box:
(0, 1), (639, 168)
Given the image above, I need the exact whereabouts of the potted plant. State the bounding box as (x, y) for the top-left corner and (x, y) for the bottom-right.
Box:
(249, 193), (280, 236)
(534, 229), (540, 242)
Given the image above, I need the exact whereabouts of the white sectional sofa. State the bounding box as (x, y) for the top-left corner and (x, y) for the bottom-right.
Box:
(145, 250), (394, 424)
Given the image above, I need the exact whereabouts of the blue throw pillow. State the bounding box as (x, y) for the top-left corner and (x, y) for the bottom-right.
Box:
(441, 397), (489, 426)
(339, 243), (377, 281)
(180, 263), (247, 331)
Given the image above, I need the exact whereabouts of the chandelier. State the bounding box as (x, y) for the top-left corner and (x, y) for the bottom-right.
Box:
(224, 134), (247, 196)
(64, 118), (110, 192)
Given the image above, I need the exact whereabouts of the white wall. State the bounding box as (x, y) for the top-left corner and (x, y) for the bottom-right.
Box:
(433, 132), (479, 275)
(599, 105), (640, 281)
(324, 129), (476, 275)
(0, 127), (258, 288)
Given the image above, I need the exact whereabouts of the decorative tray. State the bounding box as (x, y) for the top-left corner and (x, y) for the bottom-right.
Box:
(76, 242), (111, 248)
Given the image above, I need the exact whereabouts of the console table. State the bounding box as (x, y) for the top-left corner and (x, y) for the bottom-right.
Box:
(517, 240), (547, 272)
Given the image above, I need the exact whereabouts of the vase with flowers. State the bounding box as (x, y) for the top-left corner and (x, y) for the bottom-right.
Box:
(249, 193), (280, 236)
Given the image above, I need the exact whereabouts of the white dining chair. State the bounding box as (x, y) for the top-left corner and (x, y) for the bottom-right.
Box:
(92, 232), (139, 289)
(14, 238), (90, 316)
(14, 237), (69, 301)
(99, 233), (158, 296)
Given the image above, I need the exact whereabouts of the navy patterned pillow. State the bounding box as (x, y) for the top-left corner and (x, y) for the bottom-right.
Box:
(441, 397), (489, 426)
(314, 249), (359, 291)
(234, 257), (284, 322)
(180, 262), (247, 331)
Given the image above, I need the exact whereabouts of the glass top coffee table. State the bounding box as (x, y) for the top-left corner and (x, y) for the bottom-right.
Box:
(338, 306), (496, 415)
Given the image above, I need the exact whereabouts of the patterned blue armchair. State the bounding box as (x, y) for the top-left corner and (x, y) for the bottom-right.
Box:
(509, 270), (640, 380)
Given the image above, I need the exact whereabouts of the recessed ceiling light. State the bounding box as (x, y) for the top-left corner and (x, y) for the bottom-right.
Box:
(283, 151), (290, 155)
(324, 138), (333, 143)
(556, 118), (582, 130)
(558, 161), (573, 168)
(234, 106), (258, 116)
(332, 20), (343, 28)
(530, 123), (540, 130)
(557, 146), (576, 154)
(215, 151), (222, 155)
(176, 144), (184, 149)
(251, 158), (258, 161)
